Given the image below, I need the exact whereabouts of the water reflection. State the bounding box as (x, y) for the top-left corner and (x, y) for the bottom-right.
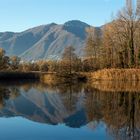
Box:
(0, 80), (140, 140)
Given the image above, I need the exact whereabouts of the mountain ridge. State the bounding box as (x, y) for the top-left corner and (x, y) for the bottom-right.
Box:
(0, 20), (101, 61)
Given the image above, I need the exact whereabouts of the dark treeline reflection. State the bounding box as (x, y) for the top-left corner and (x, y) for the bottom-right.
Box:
(84, 87), (140, 140)
(0, 81), (140, 140)
(0, 86), (19, 109)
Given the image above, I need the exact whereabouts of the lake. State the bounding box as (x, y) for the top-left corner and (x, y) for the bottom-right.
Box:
(0, 80), (139, 140)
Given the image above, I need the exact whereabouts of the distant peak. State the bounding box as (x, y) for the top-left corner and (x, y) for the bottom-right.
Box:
(62, 20), (90, 40)
(49, 22), (57, 26)
(64, 20), (89, 27)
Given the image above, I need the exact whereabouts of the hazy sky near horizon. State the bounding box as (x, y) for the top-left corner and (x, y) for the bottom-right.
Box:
(0, 0), (125, 32)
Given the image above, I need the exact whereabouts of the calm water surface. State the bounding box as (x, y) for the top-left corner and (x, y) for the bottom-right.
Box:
(0, 81), (139, 140)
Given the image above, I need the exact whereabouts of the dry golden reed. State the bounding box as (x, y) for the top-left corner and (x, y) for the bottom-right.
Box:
(90, 69), (140, 81)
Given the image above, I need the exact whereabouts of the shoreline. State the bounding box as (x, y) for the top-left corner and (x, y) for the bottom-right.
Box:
(0, 69), (139, 82)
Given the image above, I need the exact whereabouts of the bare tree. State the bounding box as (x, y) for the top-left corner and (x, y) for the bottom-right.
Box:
(62, 46), (78, 74)
(115, 0), (140, 66)
(85, 27), (101, 70)
(100, 0), (140, 68)
(10, 56), (21, 70)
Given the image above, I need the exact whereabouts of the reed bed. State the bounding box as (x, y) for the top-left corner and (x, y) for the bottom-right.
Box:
(90, 69), (140, 81)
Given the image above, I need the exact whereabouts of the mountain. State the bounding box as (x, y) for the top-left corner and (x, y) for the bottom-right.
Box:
(0, 20), (94, 61)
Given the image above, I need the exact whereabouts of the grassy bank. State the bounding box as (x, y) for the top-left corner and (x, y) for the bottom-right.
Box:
(40, 73), (87, 85)
(89, 69), (140, 81)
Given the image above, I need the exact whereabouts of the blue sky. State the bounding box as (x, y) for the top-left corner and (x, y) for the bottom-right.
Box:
(0, 0), (125, 32)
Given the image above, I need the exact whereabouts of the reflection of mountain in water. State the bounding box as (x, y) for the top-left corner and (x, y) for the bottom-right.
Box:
(0, 83), (88, 128)
(0, 81), (140, 140)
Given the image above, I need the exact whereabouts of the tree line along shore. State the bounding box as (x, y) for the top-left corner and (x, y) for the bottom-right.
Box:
(0, 0), (140, 81)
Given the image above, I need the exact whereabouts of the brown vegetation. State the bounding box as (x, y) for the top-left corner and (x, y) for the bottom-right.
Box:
(84, 0), (140, 70)
(89, 69), (140, 81)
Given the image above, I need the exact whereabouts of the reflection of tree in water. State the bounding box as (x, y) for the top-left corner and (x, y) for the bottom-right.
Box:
(58, 83), (83, 112)
(19, 81), (140, 139)
(112, 92), (140, 140)
(84, 84), (140, 140)
(84, 87), (103, 122)
(1, 80), (138, 140)
(28, 81), (140, 136)
(0, 87), (19, 109)
(0, 80), (139, 140)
